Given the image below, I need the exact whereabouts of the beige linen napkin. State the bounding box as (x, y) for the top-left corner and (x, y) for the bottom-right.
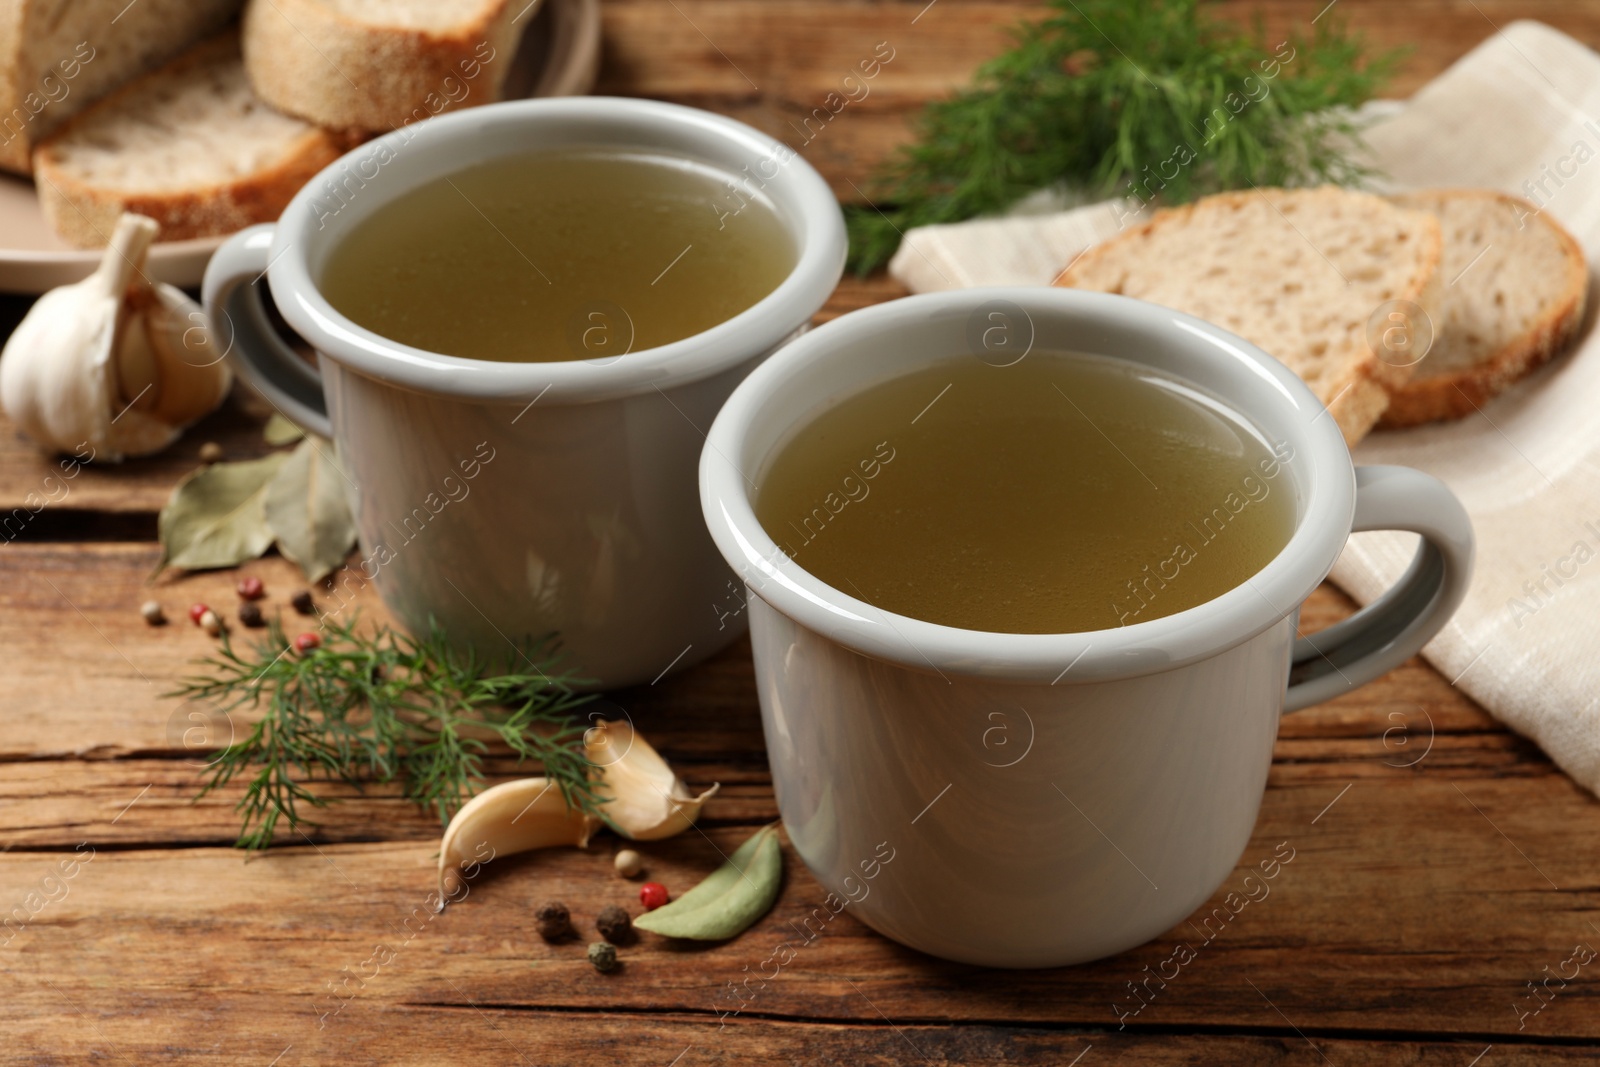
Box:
(888, 21), (1600, 795)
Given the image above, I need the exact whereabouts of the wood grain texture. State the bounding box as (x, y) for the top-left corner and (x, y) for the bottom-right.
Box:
(1, 542), (1594, 1054)
(0, 542), (1502, 760)
(594, 0), (1600, 198)
(2, 1007), (1586, 1067)
(0, 392), (277, 517)
(1, 785), (1597, 1047)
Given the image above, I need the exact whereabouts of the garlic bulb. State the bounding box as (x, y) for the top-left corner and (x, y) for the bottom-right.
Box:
(0, 213), (231, 462)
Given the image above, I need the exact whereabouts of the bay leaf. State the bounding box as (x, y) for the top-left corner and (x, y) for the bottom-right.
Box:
(156, 452), (288, 574)
(264, 437), (357, 583)
(263, 413), (305, 445)
(633, 824), (783, 940)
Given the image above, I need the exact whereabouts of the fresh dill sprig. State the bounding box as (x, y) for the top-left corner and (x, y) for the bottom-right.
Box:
(846, 0), (1402, 273)
(172, 615), (598, 851)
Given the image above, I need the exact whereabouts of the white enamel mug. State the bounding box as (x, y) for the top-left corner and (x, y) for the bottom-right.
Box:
(202, 98), (845, 689)
(700, 288), (1473, 968)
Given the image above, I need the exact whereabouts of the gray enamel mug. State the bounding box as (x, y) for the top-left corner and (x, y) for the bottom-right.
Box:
(699, 287), (1474, 967)
(202, 98), (846, 689)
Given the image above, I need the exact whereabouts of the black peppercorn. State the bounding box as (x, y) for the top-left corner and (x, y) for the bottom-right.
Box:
(596, 904), (634, 945)
(587, 941), (619, 973)
(291, 590), (316, 615)
(535, 901), (573, 942)
(238, 602), (265, 628)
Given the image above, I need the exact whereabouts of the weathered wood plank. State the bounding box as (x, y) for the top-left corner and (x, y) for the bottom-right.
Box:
(4, 536), (1586, 1045)
(594, 0), (1600, 199)
(0, 758), (778, 848)
(0, 543), (1509, 760)
(0, 1006), (1583, 1067)
(0, 712), (1542, 851)
(0, 533), (1530, 849)
(0, 392), (277, 519)
(2, 772), (1598, 1043)
(0, 546), (767, 760)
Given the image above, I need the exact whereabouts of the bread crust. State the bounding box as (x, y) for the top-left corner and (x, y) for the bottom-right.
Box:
(1379, 188), (1589, 428)
(241, 0), (523, 131)
(0, 0), (242, 175)
(35, 127), (351, 247)
(0, 0), (30, 173)
(32, 34), (360, 248)
(1057, 187), (1443, 446)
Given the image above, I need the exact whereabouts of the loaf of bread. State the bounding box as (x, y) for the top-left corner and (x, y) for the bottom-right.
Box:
(0, 0), (242, 174)
(241, 0), (524, 131)
(1380, 189), (1588, 428)
(1056, 187), (1444, 444)
(33, 33), (357, 248)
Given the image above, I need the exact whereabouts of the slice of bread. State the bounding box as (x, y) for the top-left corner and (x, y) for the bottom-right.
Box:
(242, 0), (524, 131)
(1379, 189), (1588, 428)
(1056, 187), (1444, 445)
(33, 33), (357, 249)
(0, 0), (243, 174)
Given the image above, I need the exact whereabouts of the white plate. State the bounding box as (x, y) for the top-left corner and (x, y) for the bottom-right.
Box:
(0, 0), (601, 294)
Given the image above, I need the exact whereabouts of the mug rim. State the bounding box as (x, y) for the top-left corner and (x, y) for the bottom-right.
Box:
(264, 96), (847, 404)
(699, 287), (1358, 685)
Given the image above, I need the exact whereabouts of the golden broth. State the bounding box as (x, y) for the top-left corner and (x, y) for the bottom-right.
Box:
(321, 149), (795, 362)
(755, 353), (1297, 634)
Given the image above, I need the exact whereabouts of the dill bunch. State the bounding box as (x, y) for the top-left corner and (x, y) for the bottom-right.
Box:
(846, 0), (1402, 273)
(173, 615), (598, 851)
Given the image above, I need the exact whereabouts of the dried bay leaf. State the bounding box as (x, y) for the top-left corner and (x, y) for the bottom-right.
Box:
(156, 436), (356, 580)
(264, 437), (357, 582)
(155, 452), (288, 574)
(633, 824), (783, 941)
(263, 413), (305, 445)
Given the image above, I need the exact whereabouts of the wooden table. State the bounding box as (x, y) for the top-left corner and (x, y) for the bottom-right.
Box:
(6, 3), (1600, 1062)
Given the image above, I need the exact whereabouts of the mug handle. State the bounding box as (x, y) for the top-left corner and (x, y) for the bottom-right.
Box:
(1284, 465), (1474, 713)
(201, 224), (333, 438)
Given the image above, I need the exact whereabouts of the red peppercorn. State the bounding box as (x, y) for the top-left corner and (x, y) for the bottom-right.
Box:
(188, 603), (210, 625)
(237, 576), (265, 600)
(293, 632), (321, 654)
(639, 882), (669, 910)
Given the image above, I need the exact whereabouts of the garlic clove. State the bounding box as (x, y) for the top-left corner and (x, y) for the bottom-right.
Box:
(106, 291), (184, 456)
(585, 719), (719, 841)
(0, 212), (231, 462)
(139, 282), (231, 429)
(436, 776), (598, 903)
(108, 405), (181, 457)
(115, 288), (163, 415)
